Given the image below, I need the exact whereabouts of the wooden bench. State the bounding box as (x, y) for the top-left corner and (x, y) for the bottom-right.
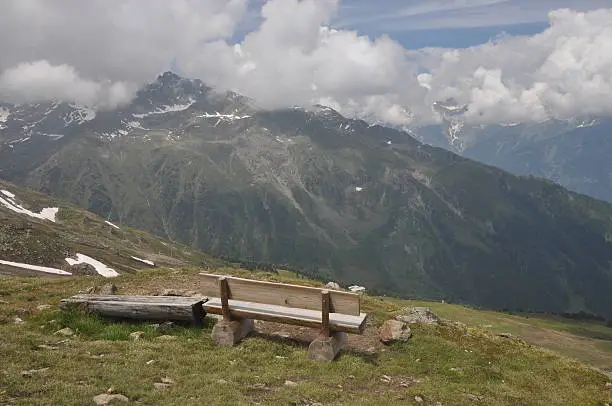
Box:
(59, 295), (206, 327)
(200, 273), (367, 361)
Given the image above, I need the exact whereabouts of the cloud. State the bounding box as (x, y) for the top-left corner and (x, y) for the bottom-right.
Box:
(0, 61), (133, 109)
(0, 1), (611, 126)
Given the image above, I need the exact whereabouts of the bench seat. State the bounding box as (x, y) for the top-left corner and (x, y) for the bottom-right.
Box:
(204, 297), (367, 334)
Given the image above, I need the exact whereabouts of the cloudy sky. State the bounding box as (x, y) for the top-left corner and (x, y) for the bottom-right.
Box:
(1, 0), (611, 126)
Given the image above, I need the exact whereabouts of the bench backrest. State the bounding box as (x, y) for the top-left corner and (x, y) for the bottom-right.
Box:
(200, 273), (360, 316)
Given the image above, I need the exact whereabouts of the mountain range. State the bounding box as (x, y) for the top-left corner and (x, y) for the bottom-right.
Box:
(1, 72), (612, 319)
(417, 98), (612, 203)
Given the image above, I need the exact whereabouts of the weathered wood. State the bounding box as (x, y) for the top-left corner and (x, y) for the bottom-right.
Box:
(321, 290), (330, 337)
(219, 277), (231, 321)
(59, 295), (205, 326)
(65, 295), (207, 303)
(200, 273), (360, 315)
(204, 298), (367, 334)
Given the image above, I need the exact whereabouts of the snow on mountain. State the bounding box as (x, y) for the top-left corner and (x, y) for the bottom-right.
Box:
(65, 253), (119, 278)
(0, 189), (59, 222)
(132, 98), (196, 118)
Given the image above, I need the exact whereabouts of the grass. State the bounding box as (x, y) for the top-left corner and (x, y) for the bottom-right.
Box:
(1, 268), (611, 405)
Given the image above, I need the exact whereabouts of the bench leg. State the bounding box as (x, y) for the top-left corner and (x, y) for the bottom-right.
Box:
(308, 332), (347, 362)
(211, 319), (254, 347)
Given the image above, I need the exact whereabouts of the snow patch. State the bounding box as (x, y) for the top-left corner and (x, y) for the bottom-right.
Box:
(1, 190), (15, 198)
(0, 108), (9, 123)
(63, 105), (96, 126)
(65, 254), (119, 278)
(348, 285), (366, 293)
(0, 260), (71, 276)
(0, 193), (59, 222)
(197, 111), (251, 127)
(105, 220), (120, 230)
(133, 99), (195, 118)
(354, 187), (364, 192)
(46, 134), (64, 140)
(131, 256), (155, 266)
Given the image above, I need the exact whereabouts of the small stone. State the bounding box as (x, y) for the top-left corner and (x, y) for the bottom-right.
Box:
(284, 380), (298, 387)
(36, 304), (52, 311)
(93, 393), (129, 405)
(13, 316), (24, 324)
(155, 335), (177, 342)
(466, 393), (484, 401)
(379, 320), (412, 344)
(498, 332), (514, 339)
(106, 387), (115, 394)
(54, 327), (74, 337)
(380, 375), (392, 383)
(414, 395), (424, 403)
(21, 368), (49, 377)
(145, 360), (155, 365)
(604, 382), (612, 390)
(157, 321), (175, 333)
(395, 307), (439, 325)
(98, 283), (118, 295)
(324, 282), (341, 290)
(129, 331), (145, 341)
(161, 377), (175, 385)
(217, 379), (228, 385)
(348, 375), (355, 379)
(84, 286), (95, 294)
(37, 345), (58, 350)
(153, 382), (171, 390)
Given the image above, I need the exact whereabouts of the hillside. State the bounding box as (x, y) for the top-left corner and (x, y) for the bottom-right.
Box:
(417, 107), (612, 203)
(0, 179), (219, 277)
(2, 73), (612, 318)
(0, 268), (610, 405)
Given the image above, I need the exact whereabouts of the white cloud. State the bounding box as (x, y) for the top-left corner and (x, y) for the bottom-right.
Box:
(0, 61), (133, 109)
(0, 1), (611, 126)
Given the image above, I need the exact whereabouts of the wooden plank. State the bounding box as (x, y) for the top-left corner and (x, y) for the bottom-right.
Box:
(321, 290), (330, 337)
(204, 298), (367, 334)
(220, 277), (231, 321)
(59, 297), (205, 325)
(200, 273), (360, 316)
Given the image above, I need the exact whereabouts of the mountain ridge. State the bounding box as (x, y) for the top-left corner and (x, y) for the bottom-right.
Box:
(2, 73), (612, 318)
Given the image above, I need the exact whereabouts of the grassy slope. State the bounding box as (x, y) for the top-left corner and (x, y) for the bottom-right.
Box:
(0, 179), (222, 275)
(1, 268), (611, 405)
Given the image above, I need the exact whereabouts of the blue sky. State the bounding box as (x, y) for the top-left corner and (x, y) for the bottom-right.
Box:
(245, 0), (612, 48)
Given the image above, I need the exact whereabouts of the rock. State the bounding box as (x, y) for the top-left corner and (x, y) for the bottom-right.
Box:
(54, 327), (74, 337)
(13, 316), (24, 324)
(158, 289), (197, 297)
(604, 382), (612, 390)
(161, 377), (175, 385)
(153, 382), (171, 390)
(106, 387), (116, 394)
(379, 320), (412, 344)
(129, 331), (145, 341)
(21, 368), (49, 377)
(85, 286), (95, 294)
(37, 344), (58, 350)
(156, 321), (175, 333)
(36, 304), (52, 311)
(284, 380), (298, 387)
(98, 283), (118, 295)
(395, 307), (439, 325)
(217, 379), (228, 385)
(414, 395), (424, 403)
(498, 332), (514, 339)
(92, 393), (129, 404)
(380, 375), (392, 383)
(324, 282), (341, 290)
(466, 393), (484, 401)
(155, 335), (177, 342)
(69, 263), (98, 276)
(145, 360), (155, 365)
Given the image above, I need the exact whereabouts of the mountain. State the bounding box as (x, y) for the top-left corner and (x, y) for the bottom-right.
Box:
(2, 72), (612, 318)
(416, 101), (612, 203)
(0, 178), (217, 277)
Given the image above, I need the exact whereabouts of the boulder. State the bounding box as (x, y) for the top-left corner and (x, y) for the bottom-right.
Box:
(69, 263), (98, 276)
(98, 283), (118, 295)
(379, 320), (412, 344)
(395, 307), (439, 325)
(324, 282), (341, 290)
(93, 393), (129, 405)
